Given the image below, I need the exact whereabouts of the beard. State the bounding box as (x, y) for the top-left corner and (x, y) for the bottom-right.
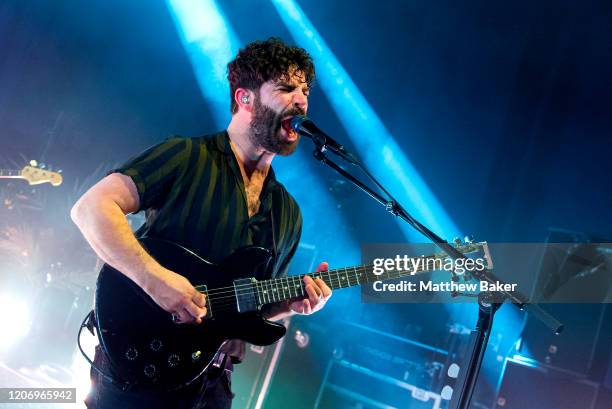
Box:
(249, 97), (304, 156)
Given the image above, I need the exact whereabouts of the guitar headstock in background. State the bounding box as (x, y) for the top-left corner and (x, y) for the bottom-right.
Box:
(0, 160), (63, 186)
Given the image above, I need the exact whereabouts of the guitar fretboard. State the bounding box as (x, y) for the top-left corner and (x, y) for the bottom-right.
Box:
(254, 254), (441, 305)
(0, 169), (21, 177)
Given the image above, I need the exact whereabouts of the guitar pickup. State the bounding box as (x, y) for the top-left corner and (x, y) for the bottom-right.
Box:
(233, 278), (258, 313)
(199, 285), (213, 319)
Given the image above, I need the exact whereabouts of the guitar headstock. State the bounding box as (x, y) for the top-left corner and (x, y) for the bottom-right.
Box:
(20, 164), (63, 186)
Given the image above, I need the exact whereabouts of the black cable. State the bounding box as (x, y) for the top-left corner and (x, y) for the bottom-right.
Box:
(77, 311), (132, 390)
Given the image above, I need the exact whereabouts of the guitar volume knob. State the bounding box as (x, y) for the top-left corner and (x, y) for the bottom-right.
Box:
(168, 353), (180, 368)
(144, 364), (156, 378)
(150, 339), (163, 351)
(125, 348), (138, 361)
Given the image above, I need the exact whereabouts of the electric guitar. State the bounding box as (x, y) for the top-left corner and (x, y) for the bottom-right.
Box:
(94, 238), (491, 390)
(0, 163), (63, 186)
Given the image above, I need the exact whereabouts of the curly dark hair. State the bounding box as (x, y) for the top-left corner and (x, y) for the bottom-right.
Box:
(227, 37), (315, 113)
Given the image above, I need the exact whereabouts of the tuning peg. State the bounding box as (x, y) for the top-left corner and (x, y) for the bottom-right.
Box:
(29, 160), (38, 167)
(453, 237), (462, 245)
(464, 235), (474, 244)
(39, 163), (46, 169)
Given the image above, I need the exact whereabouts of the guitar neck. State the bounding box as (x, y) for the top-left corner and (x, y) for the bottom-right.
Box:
(0, 169), (23, 178)
(255, 254), (442, 306)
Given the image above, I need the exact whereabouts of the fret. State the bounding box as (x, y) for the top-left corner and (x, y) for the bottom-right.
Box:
(327, 271), (336, 289)
(326, 270), (334, 289)
(263, 280), (270, 304)
(296, 275), (305, 296)
(260, 281), (266, 304)
(354, 266), (361, 285)
(280, 277), (287, 300)
(288, 276), (295, 298)
(255, 281), (262, 305)
(327, 270), (334, 289)
(271, 279), (277, 302)
(274, 279), (279, 302)
(347, 267), (356, 286)
(255, 281), (261, 305)
(272, 280), (279, 303)
(291, 276), (301, 297)
(0, 169), (21, 177)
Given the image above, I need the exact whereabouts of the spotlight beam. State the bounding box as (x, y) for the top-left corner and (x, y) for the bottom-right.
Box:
(166, 0), (240, 127)
(272, 0), (462, 241)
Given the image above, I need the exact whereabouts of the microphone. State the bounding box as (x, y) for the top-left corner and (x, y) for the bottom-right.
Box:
(290, 115), (358, 164)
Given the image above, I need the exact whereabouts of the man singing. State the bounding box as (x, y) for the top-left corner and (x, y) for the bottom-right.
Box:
(72, 37), (332, 409)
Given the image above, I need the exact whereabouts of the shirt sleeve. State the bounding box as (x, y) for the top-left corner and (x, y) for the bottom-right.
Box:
(110, 137), (193, 211)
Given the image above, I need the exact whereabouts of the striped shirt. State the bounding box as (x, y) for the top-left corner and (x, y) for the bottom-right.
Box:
(114, 131), (302, 279)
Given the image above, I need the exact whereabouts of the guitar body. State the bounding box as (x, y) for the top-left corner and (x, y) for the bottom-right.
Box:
(95, 238), (286, 390)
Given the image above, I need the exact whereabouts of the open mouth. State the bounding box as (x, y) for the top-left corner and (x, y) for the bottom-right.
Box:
(281, 117), (298, 141)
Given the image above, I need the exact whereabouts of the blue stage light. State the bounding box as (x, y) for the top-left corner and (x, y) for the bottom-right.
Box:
(272, 0), (461, 242)
(166, 0), (240, 127)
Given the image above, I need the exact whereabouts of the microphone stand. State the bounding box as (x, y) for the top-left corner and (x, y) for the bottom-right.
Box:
(309, 143), (563, 409)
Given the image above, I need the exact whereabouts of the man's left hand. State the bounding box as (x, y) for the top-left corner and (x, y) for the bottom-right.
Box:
(289, 261), (332, 315)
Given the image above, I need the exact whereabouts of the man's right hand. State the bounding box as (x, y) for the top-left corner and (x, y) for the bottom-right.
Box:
(145, 267), (207, 324)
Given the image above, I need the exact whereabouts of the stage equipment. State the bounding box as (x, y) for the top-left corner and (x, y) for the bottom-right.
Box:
(519, 230), (612, 376)
(292, 116), (564, 409)
(330, 321), (448, 392)
(315, 359), (443, 409)
(231, 333), (288, 409)
(494, 356), (599, 409)
(263, 318), (451, 409)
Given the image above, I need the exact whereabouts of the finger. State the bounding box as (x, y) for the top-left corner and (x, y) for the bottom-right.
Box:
(175, 309), (192, 324)
(303, 275), (314, 285)
(306, 283), (322, 300)
(184, 300), (206, 321)
(193, 292), (206, 308)
(315, 261), (329, 272)
(302, 299), (312, 315)
(295, 300), (306, 314)
(182, 307), (202, 324)
(315, 278), (332, 299)
(305, 284), (320, 307)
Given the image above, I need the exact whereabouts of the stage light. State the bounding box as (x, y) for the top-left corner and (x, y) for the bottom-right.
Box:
(0, 295), (31, 349)
(272, 0), (461, 241)
(166, 0), (240, 127)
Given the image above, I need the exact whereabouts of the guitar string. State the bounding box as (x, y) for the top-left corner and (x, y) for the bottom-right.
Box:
(203, 266), (428, 312)
(199, 264), (443, 309)
(198, 254), (443, 296)
(182, 262), (455, 315)
(201, 262), (444, 300)
(196, 254), (445, 299)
